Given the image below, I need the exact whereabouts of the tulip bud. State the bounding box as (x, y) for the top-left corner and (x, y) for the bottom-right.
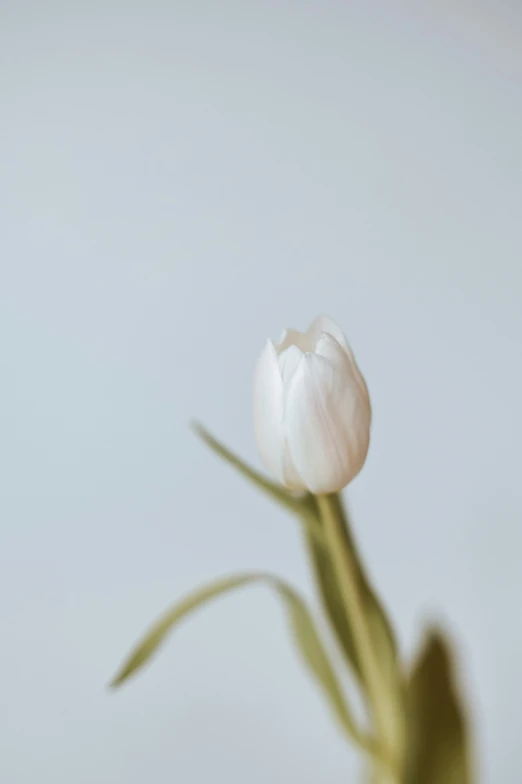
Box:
(253, 315), (371, 494)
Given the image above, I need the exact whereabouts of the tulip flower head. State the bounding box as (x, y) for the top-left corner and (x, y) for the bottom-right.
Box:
(254, 315), (371, 494)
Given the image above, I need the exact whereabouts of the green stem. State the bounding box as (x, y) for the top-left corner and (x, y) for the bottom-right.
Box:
(316, 493), (400, 780)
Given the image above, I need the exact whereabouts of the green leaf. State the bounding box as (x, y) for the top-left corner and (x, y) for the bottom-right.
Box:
(110, 571), (374, 755)
(193, 422), (325, 546)
(404, 630), (473, 784)
(192, 422), (302, 512)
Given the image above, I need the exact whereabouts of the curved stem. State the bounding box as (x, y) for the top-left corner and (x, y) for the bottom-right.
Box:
(316, 493), (400, 781)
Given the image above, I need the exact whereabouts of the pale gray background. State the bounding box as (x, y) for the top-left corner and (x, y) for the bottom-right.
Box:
(1, 1), (521, 782)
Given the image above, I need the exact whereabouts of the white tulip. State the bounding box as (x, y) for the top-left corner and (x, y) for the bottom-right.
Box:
(254, 315), (371, 494)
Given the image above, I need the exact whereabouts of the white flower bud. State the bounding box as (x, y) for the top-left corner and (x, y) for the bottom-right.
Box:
(253, 315), (371, 494)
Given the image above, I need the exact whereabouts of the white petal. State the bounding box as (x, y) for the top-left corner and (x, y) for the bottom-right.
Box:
(314, 332), (351, 369)
(313, 322), (369, 402)
(276, 328), (314, 354)
(253, 340), (286, 483)
(284, 353), (370, 493)
(278, 344), (304, 382)
(306, 315), (350, 353)
(275, 347), (307, 490)
(281, 443), (306, 490)
(280, 348), (308, 490)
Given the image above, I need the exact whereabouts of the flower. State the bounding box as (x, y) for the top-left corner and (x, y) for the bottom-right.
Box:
(253, 315), (371, 494)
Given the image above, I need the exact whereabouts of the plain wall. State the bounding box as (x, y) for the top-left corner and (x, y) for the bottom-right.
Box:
(1, 2), (521, 782)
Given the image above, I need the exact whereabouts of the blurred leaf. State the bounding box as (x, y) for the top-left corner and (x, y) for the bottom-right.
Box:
(110, 574), (248, 688)
(404, 630), (473, 784)
(193, 422), (325, 546)
(110, 571), (373, 753)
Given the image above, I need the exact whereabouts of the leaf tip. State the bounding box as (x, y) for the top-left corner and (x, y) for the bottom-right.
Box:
(107, 669), (126, 690)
